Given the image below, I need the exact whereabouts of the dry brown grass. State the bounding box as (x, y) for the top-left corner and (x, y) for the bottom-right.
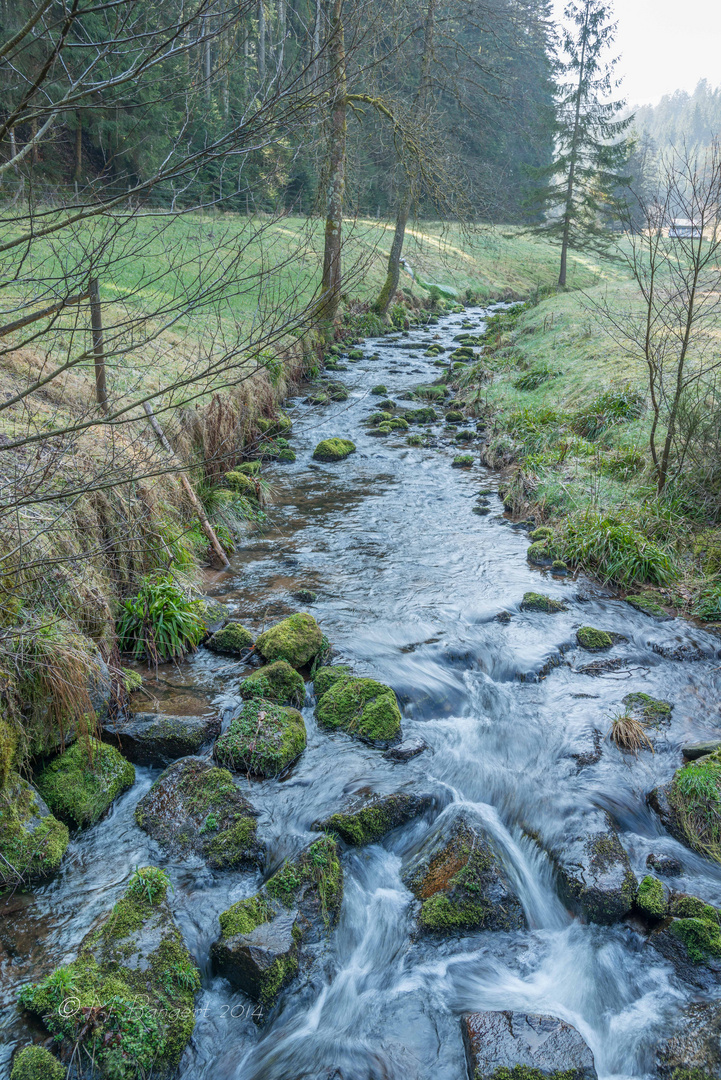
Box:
(607, 710), (654, 754)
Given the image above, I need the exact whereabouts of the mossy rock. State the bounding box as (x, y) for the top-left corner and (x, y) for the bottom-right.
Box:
(404, 815), (524, 933)
(635, 874), (668, 919)
(452, 455), (474, 468)
(313, 791), (434, 846)
(623, 692), (673, 726)
(369, 422), (393, 436)
(101, 711), (220, 766)
(312, 438), (356, 462)
(527, 541), (555, 567)
(554, 809), (637, 924)
(276, 448), (296, 463)
(312, 664), (352, 700)
(214, 700), (306, 777)
(306, 391), (330, 405)
(455, 429), (475, 442)
(370, 384), (388, 395)
(10, 1046), (65, 1080)
(388, 418), (409, 431)
(224, 470), (260, 500)
(293, 586), (318, 604)
(348, 348), (364, 360)
(135, 757), (262, 869)
(255, 612), (323, 668)
(18, 867), (199, 1077)
(529, 526), (554, 542)
(626, 592), (669, 618)
(241, 660), (305, 707)
(406, 434), (424, 446)
(649, 752), (721, 863)
(521, 592), (568, 614)
(315, 676), (402, 747)
(236, 460), (262, 476)
(206, 621), (254, 656)
(211, 835), (343, 1008)
(367, 411), (393, 426)
(576, 626), (614, 651)
(445, 411), (464, 423)
(35, 739), (135, 829)
(0, 773), (68, 893)
(462, 1011), (597, 1080)
(377, 399), (396, 411)
(404, 407), (438, 424)
(552, 560), (568, 572)
(0, 716), (18, 789)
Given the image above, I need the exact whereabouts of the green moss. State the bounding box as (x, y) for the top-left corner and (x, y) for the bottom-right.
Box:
(445, 411), (464, 423)
(371, 384), (388, 395)
(405, 407), (438, 424)
(367, 411), (393, 425)
(0, 774), (69, 891)
(236, 460), (261, 475)
(258, 952), (299, 1006)
(623, 692), (673, 724)
(521, 592), (568, 613)
(218, 893), (272, 937)
(312, 664), (351, 700)
(255, 612), (323, 668)
(312, 438), (356, 462)
(241, 661), (305, 707)
(419, 893), (489, 931)
(577, 626), (614, 650)
(668, 753), (721, 862)
(626, 593), (667, 617)
(223, 471), (260, 500)
(19, 867), (198, 1077)
(10, 1046), (65, 1080)
(214, 700), (306, 777)
(205, 817), (258, 867)
(319, 795), (420, 846)
(452, 455), (474, 467)
(35, 738), (134, 829)
(636, 875), (667, 918)
(671, 914), (721, 963)
(0, 718), (18, 789)
(406, 434), (424, 446)
(388, 418), (409, 431)
(206, 621), (254, 655)
(529, 526), (554, 542)
(488, 1068), (578, 1080)
(552, 560), (568, 571)
(315, 676), (402, 744)
(527, 541), (554, 566)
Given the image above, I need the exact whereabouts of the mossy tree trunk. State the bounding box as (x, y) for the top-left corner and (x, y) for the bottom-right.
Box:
(318, 0), (346, 338)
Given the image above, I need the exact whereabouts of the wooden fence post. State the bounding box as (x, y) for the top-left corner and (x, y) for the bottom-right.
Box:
(89, 277), (108, 413)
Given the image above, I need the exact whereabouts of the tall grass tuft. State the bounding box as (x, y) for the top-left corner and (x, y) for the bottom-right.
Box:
(117, 572), (206, 666)
(560, 512), (674, 587)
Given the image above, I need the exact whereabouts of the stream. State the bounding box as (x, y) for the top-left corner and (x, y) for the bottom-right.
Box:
(3, 305), (721, 1079)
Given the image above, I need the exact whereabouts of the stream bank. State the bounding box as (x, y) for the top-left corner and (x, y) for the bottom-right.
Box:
(3, 304), (721, 1080)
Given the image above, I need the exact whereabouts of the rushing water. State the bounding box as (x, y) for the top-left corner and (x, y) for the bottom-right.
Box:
(3, 306), (721, 1079)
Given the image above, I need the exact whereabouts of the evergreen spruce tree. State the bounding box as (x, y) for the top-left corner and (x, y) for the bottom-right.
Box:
(527, 0), (632, 285)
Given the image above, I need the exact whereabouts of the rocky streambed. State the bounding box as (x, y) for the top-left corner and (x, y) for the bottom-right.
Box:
(3, 306), (721, 1079)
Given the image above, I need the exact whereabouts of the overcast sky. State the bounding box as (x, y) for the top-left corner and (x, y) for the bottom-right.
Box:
(553, 0), (721, 107)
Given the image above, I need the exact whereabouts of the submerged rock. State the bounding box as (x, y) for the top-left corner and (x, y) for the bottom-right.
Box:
(404, 815), (524, 933)
(135, 757), (262, 869)
(315, 676), (402, 747)
(241, 660), (305, 707)
(205, 621), (254, 656)
(312, 438), (356, 462)
(18, 867), (199, 1078)
(461, 1010), (597, 1080)
(214, 699), (306, 777)
(0, 774), (68, 893)
(211, 835), (342, 1008)
(521, 592), (568, 614)
(35, 738), (134, 829)
(312, 791), (434, 846)
(255, 612), (323, 669)
(102, 711), (221, 765)
(554, 809), (637, 923)
(648, 751), (721, 863)
(653, 1000), (721, 1078)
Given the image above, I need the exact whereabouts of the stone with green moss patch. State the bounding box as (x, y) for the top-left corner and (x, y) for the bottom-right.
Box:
(555, 809), (637, 923)
(452, 454), (474, 467)
(529, 526), (554, 542)
(206, 621), (254, 656)
(445, 411), (463, 423)
(10, 1046), (65, 1080)
(135, 757), (262, 869)
(312, 438), (356, 462)
(462, 1010), (597, 1080)
(367, 411), (393, 426)
(649, 752), (721, 864)
(241, 660), (305, 707)
(0, 717), (18, 789)
(521, 592), (568, 614)
(626, 593), (669, 618)
(313, 791), (434, 846)
(404, 406), (438, 424)
(223, 470), (260, 501)
(214, 700), (306, 777)
(255, 612), (323, 668)
(371, 384), (388, 395)
(527, 541), (556, 567)
(0, 773), (68, 893)
(404, 815), (524, 934)
(576, 626), (614, 651)
(18, 866), (199, 1077)
(315, 676), (402, 747)
(101, 711), (221, 766)
(636, 874), (667, 918)
(623, 692), (673, 726)
(36, 738), (134, 829)
(312, 664), (352, 701)
(211, 835), (343, 1008)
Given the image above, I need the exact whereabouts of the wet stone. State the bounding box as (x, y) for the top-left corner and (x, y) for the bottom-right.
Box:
(461, 1010), (597, 1080)
(653, 1000), (721, 1078)
(102, 711), (220, 766)
(383, 736), (429, 761)
(312, 791), (435, 846)
(683, 739), (721, 760)
(554, 809), (637, 924)
(646, 852), (683, 876)
(404, 814), (525, 934)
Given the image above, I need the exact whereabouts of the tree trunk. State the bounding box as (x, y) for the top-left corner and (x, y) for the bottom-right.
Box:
(258, 0), (266, 80)
(89, 277), (108, 413)
(277, 0), (285, 73)
(312, 0), (321, 82)
(558, 4), (589, 288)
(74, 111), (82, 182)
(318, 0), (346, 336)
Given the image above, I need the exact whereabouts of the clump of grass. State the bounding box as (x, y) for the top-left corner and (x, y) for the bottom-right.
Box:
(669, 753), (721, 863)
(117, 572), (206, 666)
(571, 387), (645, 440)
(560, 512), (674, 587)
(608, 708), (654, 754)
(512, 362), (560, 392)
(693, 584), (721, 621)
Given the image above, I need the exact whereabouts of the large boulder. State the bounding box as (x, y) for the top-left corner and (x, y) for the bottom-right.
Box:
(653, 1001), (721, 1078)
(648, 751), (721, 863)
(554, 809), (637, 924)
(404, 814), (524, 933)
(102, 711), (220, 766)
(315, 676), (402, 748)
(312, 664), (352, 700)
(10, 1046), (65, 1080)
(205, 621), (254, 656)
(312, 438), (356, 462)
(18, 867), (199, 1078)
(0, 774), (68, 893)
(211, 835), (343, 1008)
(462, 1011), (597, 1080)
(255, 612), (323, 669)
(647, 893), (721, 992)
(214, 699), (306, 777)
(312, 791), (435, 846)
(35, 738), (134, 829)
(241, 660), (305, 707)
(135, 757), (263, 869)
